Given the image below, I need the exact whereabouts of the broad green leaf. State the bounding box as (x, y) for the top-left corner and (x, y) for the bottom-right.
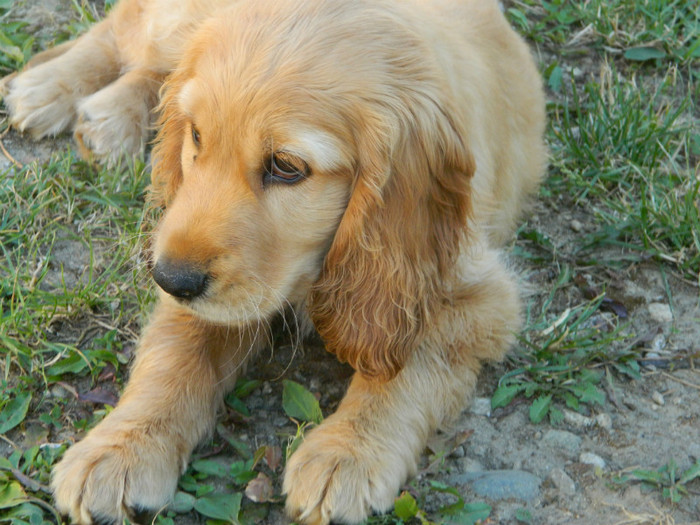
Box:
(0, 392), (31, 434)
(549, 407), (564, 425)
(449, 502), (492, 525)
(679, 461), (700, 485)
(547, 65), (563, 93)
(230, 459), (256, 485)
(491, 384), (523, 409)
(624, 46), (667, 61)
(0, 481), (27, 509)
(194, 492), (242, 523)
(529, 395), (552, 424)
(234, 379), (261, 398)
(393, 491), (419, 520)
(46, 353), (89, 376)
(224, 394), (250, 417)
(192, 459), (229, 478)
(572, 383), (605, 406)
(282, 380), (322, 424)
(169, 491), (196, 513)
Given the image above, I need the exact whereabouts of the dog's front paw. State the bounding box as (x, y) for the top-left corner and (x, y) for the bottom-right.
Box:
(3, 66), (78, 138)
(52, 424), (184, 525)
(283, 421), (407, 525)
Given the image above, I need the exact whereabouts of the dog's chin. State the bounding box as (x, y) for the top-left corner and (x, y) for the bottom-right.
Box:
(176, 294), (282, 327)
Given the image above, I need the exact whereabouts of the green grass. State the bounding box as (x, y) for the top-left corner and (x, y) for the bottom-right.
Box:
(507, 0), (700, 64)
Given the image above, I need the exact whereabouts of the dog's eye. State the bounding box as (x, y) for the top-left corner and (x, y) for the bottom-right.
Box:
(191, 125), (201, 147)
(264, 152), (309, 185)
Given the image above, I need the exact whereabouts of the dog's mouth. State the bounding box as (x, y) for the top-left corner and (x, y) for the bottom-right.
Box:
(151, 257), (286, 325)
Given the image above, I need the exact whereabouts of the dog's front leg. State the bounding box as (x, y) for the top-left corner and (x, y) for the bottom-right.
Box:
(52, 296), (261, 525)
(285, 251), (521, 525)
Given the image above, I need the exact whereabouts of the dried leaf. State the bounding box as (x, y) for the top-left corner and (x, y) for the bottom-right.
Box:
(78, 388), (118, 407)
(264, 445), (283, 472)
(244, 472), (274, 503)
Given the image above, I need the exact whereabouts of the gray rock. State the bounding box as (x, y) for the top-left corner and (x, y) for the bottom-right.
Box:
(542, 430), (582, 456)
(580, 452), (606, 469)
(450, 470), (541, 502)
(470, 397), (492, 417)
(549, 468), (575, 496)
(648, 303), (673, 324)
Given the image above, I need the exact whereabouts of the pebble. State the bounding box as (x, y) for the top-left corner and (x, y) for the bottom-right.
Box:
(563, 409), (594, 428)
(570, 219), (583, 232)
(651, 391), (665, 406)
(457, 457), (484, 473)
(542, 430), (582, 456)
(549, 468), (576, 496)
(648, 303), (673, 324)
(650, 334), (667, 353)
(450, 470), (541, 502)
(595, 413), (613, 430)
(580, 452), (606, 469)
(50, 384), (71, 399)
(470, 397), (492, 417)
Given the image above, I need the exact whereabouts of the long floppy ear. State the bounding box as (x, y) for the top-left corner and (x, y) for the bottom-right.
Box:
(148, 71), (188, 208)
(309, 102), (475, 382)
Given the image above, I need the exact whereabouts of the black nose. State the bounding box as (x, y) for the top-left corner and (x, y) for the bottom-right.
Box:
(152, 258), (208, 300)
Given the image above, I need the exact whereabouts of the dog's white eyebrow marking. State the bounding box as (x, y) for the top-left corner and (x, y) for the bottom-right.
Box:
(177, 79), (197, 117)
(285, 129), (346, 172)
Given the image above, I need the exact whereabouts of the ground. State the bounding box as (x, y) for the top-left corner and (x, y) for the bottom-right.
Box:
(0, 1), (698, 525)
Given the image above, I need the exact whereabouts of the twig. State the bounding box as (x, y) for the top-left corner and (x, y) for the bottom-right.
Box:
(660, 370), (700, 391)
(0, 129), (23, 169)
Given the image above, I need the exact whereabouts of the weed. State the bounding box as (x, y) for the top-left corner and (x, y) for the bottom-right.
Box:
(613, 459), (700, 503)
(492, 266), (639, 424)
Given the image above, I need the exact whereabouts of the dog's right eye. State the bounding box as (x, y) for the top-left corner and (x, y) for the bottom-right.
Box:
(191, 125), (201, 147)
(263, 152), (309, 186)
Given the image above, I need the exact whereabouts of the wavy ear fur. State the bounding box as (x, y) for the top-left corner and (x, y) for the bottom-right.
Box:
(148, 71), (188, 207)
(309, 100), (474, 382)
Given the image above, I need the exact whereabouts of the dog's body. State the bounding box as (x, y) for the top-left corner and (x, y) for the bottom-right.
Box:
(4, 0), (546, 523)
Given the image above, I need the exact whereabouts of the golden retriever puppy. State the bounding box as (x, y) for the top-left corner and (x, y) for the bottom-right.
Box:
(6, 0), (546, 523)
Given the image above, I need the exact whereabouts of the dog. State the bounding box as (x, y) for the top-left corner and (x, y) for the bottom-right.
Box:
(3, 0), (546, 523)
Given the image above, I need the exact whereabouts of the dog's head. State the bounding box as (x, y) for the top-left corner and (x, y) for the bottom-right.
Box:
(150, 0), (474, 381)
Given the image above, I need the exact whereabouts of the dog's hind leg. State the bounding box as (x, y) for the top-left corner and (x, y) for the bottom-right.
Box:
(3, 19), (123, 140)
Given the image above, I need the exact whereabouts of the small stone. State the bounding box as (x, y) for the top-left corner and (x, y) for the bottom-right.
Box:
(451, 470), (541, 502)
(563, 409), (594, 428)
(50, 384), (71, 399)
(549, 468), (576, 496)
(580, 452), (606, 469)
(457, 457), (484, 473)
(648, 303), (673, 324)
(570, 219), (583, 232)
(650, 334), (667, 353)
(451, 445), (466, 458)
(470, 397), (492, 417)
(542, 430), (582, 457)
(651, 391), (665, 406)
(572, 67), (584, 78)
(595, 413), (612, 430)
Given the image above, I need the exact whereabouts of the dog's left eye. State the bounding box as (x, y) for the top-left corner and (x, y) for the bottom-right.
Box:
(191, 125), (201, 147)
(264, 152), (309, 185)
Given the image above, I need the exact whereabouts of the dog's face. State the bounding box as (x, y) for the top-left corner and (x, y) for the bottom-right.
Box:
(150, 0), (474, 380)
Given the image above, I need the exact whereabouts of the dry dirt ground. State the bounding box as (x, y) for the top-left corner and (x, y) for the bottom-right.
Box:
(1, 1), (699, 525)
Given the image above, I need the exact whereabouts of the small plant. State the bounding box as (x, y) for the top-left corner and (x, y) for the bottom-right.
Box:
(492, 267), (639, 424)
(613, 459), (700, 503)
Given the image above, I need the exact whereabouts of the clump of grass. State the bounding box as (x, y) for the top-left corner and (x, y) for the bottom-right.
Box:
(548, 64), (699, 277)
(1, 152), (154, 386)
(507, 0), (700, 64)
(492, 266), (639, 424)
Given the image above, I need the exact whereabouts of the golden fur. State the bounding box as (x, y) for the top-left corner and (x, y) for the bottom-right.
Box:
(4, 0), (546, 523)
